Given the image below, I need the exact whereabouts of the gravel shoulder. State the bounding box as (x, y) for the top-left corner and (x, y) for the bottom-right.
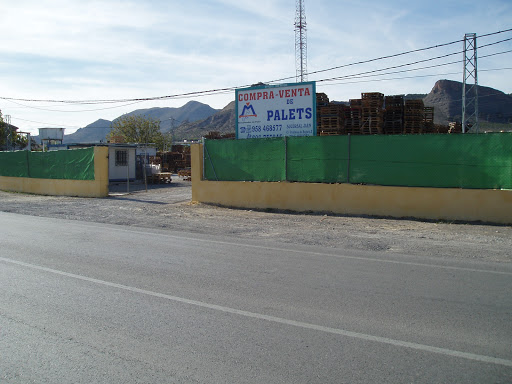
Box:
(1, 177), (511, 263)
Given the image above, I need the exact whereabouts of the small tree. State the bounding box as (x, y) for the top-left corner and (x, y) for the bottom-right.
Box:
(0, 110), (6, 148)
(0, 110), (25, 150)
(154, 131), (173, 152)
(109, 115), (166, 148)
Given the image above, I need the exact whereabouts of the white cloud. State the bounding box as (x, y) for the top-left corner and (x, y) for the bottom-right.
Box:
(1, 0), (511, 135)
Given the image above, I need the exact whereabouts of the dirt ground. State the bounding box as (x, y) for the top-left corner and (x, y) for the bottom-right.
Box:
(1, 177), (511, 263)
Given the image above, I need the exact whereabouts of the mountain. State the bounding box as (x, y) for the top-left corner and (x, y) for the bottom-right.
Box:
(161, 81), (512, 139)
(423, 79), (512, 125)
(121, 101), (219, 133)
(172, 101), (236, 140)
(63, 119), (112, 144)
(40, 101), (219, 144)
(34, 81), (512, 143)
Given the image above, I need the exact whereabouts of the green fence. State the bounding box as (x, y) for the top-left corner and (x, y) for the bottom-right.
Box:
(203, 133), (512, 189)
(0, 148), (95, 180)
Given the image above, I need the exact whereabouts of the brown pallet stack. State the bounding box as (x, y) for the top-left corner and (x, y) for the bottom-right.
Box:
(383, 95), (404, 135)
(404, 100), (425, 134)
(205, 131), (222, 139)
(361, 92), (384, 134)
(345, 99), (362, 135)
(205, 131), (235, 140)
(316, 93), (329, 106)
(316, 93), (330, 136)
(423, 107), (435, 133)
(435, 124), (450, 134)
(319, 103), (345, 135)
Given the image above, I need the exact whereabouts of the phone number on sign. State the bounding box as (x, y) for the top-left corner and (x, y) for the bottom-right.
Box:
(263, 124), (282, 132)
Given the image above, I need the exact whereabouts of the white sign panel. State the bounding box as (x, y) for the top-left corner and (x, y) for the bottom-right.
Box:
(236, 82), (316, 139)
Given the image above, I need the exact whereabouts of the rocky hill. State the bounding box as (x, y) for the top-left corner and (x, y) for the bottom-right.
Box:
(52, 101), (219, 143)
(123, 101), (219, 133)
(63, 119), (112, 144)
(175, 81), (512, 140)
(36, 80), (511, 143)
(172, 101), (236, 140)
(423, 79), (512, 125)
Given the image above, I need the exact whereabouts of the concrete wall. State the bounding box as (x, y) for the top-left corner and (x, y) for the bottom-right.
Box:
(191, 144), (512, 224)
(0, 147), (109, 197)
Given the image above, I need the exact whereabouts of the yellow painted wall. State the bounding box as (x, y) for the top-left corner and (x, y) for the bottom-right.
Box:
(191, 144), (512, 224)
(0, 147), (109, 197)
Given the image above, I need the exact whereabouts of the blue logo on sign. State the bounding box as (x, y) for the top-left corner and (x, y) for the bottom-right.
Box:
(239, 102), (257, 118)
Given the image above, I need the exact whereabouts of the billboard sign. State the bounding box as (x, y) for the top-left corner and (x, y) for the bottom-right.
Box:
(236, 82), (316, 139)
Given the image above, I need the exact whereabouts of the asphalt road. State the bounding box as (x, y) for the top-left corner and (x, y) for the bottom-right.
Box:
(1, 211), (511, 383)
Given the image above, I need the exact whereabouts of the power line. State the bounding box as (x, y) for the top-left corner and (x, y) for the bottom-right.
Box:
(1, 28), (510, 106)
(318, 49), (512, 85)
(4, 99), (148, 113)
(12, 67), (512, 130)
(319, 67), (512, 87)
(271, 29), (512, 85)
(318, 43), (512, 85)
(479, 28), (512, 38)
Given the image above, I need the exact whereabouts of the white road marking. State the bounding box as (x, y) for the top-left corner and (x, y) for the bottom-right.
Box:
(2, 256), (511, 368)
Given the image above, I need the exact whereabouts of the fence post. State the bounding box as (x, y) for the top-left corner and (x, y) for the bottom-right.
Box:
(284, 136), (288, 181)
(347, 133), (351, 184)
(26, 150), (31, 178)
(201, 137), (205, 181)
(203, 140), (218, 181)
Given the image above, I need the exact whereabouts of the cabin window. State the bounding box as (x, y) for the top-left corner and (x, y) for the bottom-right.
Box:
(115, 150), (128, 166)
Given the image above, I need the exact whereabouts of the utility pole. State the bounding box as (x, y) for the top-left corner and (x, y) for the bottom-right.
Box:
(295, 0), (308, 83)
(462, 33), (479, 133)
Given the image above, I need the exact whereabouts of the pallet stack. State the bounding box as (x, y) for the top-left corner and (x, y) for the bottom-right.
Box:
(434, 124), (450, 134)
(157, 145), (192, 173)
(316, 93), (329, 135)
(361, 92), (384, 134)
(344, 99), (362, 135)
(423, 107), (435, 133)
(204, 131), (235, 140)
(316, 93), (329, 107)
(312, 91), (445, 136)
(383, 95), (404, 135)
(316, 93), (329, 120)
(404, 100), (425, 134)
(318, 103), (345, 135)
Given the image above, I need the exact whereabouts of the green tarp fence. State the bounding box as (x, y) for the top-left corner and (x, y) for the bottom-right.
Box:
(203, 133), (512, 189)
(0, 148), (95, 180)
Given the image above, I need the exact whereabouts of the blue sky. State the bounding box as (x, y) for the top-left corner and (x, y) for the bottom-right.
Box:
(1, 0), (511, 135)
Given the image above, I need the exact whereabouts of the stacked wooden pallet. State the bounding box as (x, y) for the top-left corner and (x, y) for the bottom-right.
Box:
(361, 92), (384, 134)
(318, 103), (345, 135)
(423, 107), (435, 133)
(404, 100), (425, 134)
(434, 124), (450, 134)
(344, 99), (362, 135)
(205, 131), (235, 140)
(316, 93), (329, 106)
(383, 95), (404, 135)
(178, 168), (191, 181)
(316, 93), (330, 135)
(146, 172), (172, 184)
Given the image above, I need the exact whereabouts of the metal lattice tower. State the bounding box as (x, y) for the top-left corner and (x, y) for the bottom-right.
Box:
(462, 33), (479, 133)
(294, 0), (307, 83)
